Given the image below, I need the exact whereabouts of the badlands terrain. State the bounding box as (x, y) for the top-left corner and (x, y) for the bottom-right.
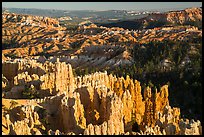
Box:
(2, 7), (202, 135)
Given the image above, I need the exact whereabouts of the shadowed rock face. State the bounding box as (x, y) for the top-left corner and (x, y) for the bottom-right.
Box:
(2, 58), (202, 135)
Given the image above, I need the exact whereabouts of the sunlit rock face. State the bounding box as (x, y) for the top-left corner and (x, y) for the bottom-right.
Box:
(2, 8), (202, 61)
(2, 58), (202, 135)
(166, 7), (202, 24)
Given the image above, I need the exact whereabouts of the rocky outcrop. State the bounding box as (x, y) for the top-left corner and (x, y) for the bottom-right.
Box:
(179, 119), (202, 135)
(2, 13), (60, 27)
(2, 59), (75, 98)
(143, 7), (202, 25)
(2, 103), (43, 135)
(59, 92), (86, 134)
(2, 58), (202, 135)
(167, 7), (202, 24)
(83, 93), (124, 135)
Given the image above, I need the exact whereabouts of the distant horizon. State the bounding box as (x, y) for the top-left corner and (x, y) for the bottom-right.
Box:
(2, 2), (202, 11)
(3, 6), (202, 12)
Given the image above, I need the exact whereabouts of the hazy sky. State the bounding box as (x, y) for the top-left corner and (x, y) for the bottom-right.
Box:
(2, 2), (202, 11)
